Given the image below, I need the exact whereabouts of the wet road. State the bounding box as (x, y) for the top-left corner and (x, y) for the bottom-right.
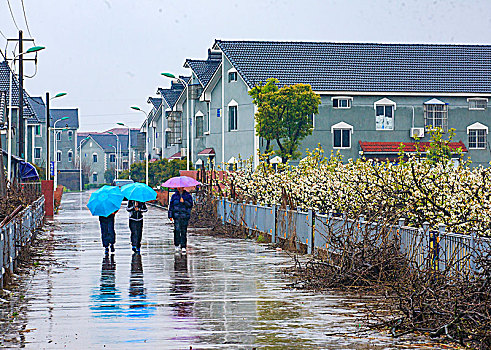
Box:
(2, 192), (443, 349)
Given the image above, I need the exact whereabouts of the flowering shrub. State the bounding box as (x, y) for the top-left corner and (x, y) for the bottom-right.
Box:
(221, 145), (491, 237)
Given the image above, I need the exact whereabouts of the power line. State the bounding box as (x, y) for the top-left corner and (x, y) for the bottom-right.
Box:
(20, 0), (33, 38)
(6, 0), (20, 31)
(0, 28), (7, 40)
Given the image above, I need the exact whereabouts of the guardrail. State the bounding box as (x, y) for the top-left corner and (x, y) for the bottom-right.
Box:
(216, 198), (491, 275)
(0, 196), (45, 288)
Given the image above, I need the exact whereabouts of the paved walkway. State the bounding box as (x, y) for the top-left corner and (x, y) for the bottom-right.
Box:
(1, 192), (443, 349)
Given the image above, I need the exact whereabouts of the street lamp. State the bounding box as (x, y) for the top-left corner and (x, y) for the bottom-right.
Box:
(77, 136), (90, 191)
(46, 92), (67, 180)
(131, 106), (149, 185)
(53, 116), (69, 189)
(161, 72), (190, 171)
(6, 46), (45, 182)
(116, 122), (131, 175)
(105, 131), (120, 179)
(108, 144), (118, 181)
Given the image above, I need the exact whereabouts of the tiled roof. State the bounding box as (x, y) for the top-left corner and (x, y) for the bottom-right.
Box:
(185, 50), (221, 87)
(157, 77), (190, 109)
(169, 151), (181, 159)
(50, 109), (79, 129)
(79, 133), (130, 152)
(214, 40), (491, 93)
(147, 97), (162, 110)
(27, 96), (46, 123)
(0, 61), (35, 117)
(359, 141), (468, 153)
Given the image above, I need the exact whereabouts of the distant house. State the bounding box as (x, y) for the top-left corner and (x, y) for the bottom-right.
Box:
(78, 128), (139, 185)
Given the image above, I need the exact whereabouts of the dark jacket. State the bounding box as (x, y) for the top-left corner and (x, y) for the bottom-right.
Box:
(168, 191), (193, 219)
(126, 201), (148, 221)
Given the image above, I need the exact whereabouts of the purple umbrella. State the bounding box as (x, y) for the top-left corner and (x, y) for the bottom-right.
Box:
(162, 176), (201, 188)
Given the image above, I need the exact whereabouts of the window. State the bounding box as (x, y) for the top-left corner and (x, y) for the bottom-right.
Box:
(35, 125), (41, 136)
(92, 173), (98, 182)
(228, 106), (237, 131)
(93, 154), (98, 163)
(68, 130), (73, 140)
(332, 97), (352, 109)
(467, 122), (488, 149)
(374, 98), (396, 131)
(56, 131), (61, 141)
(424, 99), (448, 132)
(165, 130), (171, 148)
(331, 122), (353, 149)
(68, 151), (73, 162)
(57, 151), (62, 162)
(468, 129), (487, 149)
(34, 147), (41, 159)
(109, 154), (116, 162)
(310, 114), (315, 130)
(196, 112), (204, 137)
(228, 71), (237, 83)
(228, 100), (238, 131)
(468, 98), (488, 110)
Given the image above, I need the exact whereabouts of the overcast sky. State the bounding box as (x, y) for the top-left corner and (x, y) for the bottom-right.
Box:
(1, 0), (491, 131)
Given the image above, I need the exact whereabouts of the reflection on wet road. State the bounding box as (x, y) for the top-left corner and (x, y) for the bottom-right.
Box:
(7, 192), (442, 349)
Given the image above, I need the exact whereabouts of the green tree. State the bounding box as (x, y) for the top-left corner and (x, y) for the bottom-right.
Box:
(104, 168), (115, 183)
(249, 78), (321, 163)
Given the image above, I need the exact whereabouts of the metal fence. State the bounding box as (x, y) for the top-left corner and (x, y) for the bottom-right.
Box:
(216, 198), (491, 275)
(1, 196), (45, 288)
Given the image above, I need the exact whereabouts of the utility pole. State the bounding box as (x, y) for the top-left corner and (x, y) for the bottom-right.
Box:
(18, 30), (24, 160)
(46, 92), (50, 180)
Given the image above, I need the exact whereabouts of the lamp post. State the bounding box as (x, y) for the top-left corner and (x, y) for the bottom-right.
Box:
(108, 144), (118, 181)
(161, 72), (190, 171)
(46, 92), (67, 180)
(77, 136), (89, 191)
(116, 122), (131, 175)
(105, 131), (120, 179)
(53, 116), (69, 189)
(6, 46), (45, 182)
(130, 106), (149, 185)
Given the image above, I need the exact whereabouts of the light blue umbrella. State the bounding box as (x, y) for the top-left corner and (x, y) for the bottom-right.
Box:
(121, 182), (157, 202)
(87, 185), (124, 217)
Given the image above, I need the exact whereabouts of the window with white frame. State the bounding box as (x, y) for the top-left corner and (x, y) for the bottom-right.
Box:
(165, 130), (171, 148)
(228, 100), (238, 131)
(374, 98), (396, 130)
(67, 151), (73, 162)
(331, 122), (353, 149)
(468, 98), (488, 110)
(56, 131), (62, 141)
(196, 112), (204, 137)
(68, 130), (73, 140)
(35, 125), (41, 136)
(332, 96), (352, 109)
(310, 114), (315, 130)
(109, 154), (116, 162)
(424, 98), (448, 132)
(93, 153), (98, 163)
(34, 147), (41, 159)
(467, 122), (488, 149)
(228, 70), (238, 83)
(57, 151), (62, 162)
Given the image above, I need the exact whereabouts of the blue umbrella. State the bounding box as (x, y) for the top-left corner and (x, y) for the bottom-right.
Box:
(87, 186), (124, 217)
(121, 182), (157, 202)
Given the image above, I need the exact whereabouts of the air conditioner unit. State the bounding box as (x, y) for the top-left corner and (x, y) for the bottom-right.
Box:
(154, 147), (162, 155)
(180, 148), (187, 157)
(410, 127), (424, 138)
(151, 121), (157, 128)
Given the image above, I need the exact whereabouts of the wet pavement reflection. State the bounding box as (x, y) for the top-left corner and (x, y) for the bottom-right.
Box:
(3, 192), (444, 349)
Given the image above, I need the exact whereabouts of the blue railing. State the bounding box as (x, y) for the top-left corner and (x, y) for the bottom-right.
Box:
(215, 198), (490, 275)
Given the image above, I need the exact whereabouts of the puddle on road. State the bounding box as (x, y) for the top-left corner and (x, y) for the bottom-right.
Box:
(0, 192), (449, 349)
